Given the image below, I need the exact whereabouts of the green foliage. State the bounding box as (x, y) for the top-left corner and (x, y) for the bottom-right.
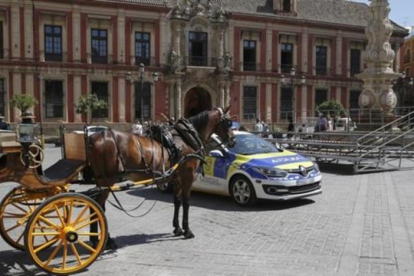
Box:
(316, 100), (345, 117)
(10, 94), (38, 115)
(75, 94), (108, 125)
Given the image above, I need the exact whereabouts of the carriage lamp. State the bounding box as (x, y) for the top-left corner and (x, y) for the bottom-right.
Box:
(280, 67), (306, 121)
(17, 123), (38, 144)
(17, 123), (39, 169)
(125, 65), (160, 122)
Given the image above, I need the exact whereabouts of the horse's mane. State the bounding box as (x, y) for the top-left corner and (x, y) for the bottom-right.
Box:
(188, 111), (210, 133)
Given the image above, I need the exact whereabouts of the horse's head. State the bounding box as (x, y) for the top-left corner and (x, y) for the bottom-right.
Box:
(214, 106), (236, 148)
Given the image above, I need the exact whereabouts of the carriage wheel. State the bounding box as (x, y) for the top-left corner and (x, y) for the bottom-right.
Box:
(0, 187), (45, 250)
(24, 193), (108, 275)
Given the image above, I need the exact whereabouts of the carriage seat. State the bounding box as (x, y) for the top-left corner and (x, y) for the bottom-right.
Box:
(42, 159), (86, 182)
(0, 132), (20, 154)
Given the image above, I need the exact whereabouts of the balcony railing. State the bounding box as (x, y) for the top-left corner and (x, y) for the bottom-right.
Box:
(92, 55), (108, 64)
(238, 62), (261, 72)
(281, 64), (294, 73)
(315, 66), (327, 76)
(135, 56), (151, 66)
(45, 53), (63, 62)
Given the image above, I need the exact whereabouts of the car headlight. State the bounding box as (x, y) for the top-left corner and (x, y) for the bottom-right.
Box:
(313, 162), (320, 172)
(253, 167), (288, 178)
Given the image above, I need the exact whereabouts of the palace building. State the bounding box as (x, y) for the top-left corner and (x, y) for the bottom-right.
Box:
(0, 0), (408, 130)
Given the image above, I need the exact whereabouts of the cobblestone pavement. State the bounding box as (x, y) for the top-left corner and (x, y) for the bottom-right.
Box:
(1, 148), (414, 275)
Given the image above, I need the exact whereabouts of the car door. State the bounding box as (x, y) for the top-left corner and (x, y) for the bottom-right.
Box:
(194, 137), (229, 193)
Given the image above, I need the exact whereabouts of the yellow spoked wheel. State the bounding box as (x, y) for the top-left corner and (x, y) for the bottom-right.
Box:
(0, 187), (47, 250)
(25, 193), (108, 275)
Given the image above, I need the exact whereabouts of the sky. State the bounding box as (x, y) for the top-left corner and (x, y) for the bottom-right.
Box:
(352, 0), (414, 28)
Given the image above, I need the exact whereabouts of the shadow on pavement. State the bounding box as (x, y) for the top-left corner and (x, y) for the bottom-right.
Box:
(317, 162), (355, 175)
(126, 187), (316, 212)
(113, 232), (181, 249)
(0, 250), (47, 276)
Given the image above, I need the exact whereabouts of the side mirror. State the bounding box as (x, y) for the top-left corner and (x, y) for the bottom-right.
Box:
(209, 150), (224, 158)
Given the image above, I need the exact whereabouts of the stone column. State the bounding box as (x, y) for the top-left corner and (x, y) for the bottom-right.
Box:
(225, 84), (231, 107)
(266, 27), (272, 72)
(24, 3), (33, 60)
(301, 85), (307, 122)
(117, 10), (125, 64)
(169, 83), (175, 118)
(357, 0), (400, 115)
(336, 32), (343, 75)
(11, 3), (20, 59)
(174, 23), (181, 56)
(118, 78), (126, 122)
(301, 29), (308, 73)
(219, 27), (225, 58)
(74, 76), (82, 122)
(219, 84), (225, 107)
(176, 79), (182, 118)
(73, 6), (81, 62)
(266, 83), (272, 122)
(160, 16), (168, 65)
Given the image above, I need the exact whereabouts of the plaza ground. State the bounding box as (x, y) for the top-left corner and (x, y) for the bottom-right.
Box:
(1, 148), (414, 275)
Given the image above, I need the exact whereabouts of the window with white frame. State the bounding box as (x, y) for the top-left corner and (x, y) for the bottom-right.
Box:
(243, 86), (257, 120)
(91, 82), (109, 118)
(281, 43), (294, 73)
(44, 25), (63, 62)
(45, 80), (64, 118)
(316, 46), (328, 76)
(189, 31), (208, 66)
(135, 32), (151, 66)
(243, 40), (257, 71)
(91, 29), (108, 64)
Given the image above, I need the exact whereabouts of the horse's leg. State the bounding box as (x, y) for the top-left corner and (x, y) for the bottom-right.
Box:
(91, 189), (118, 250)
(180, 168), (195, 239)
(172, 179), (184, 236)
(182, 191), (194, 239)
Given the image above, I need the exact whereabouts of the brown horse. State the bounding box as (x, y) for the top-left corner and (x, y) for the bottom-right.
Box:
(88, 107), (234, 245)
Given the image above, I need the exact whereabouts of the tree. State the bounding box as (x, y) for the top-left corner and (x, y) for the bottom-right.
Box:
(316, 100), (345, 117)
(75, 94), (108, 125)
(10, 94), (38, 117)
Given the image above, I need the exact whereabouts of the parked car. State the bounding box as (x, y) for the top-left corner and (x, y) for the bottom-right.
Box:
(73, 125), (108, 136)
(157, 131), (322, 206)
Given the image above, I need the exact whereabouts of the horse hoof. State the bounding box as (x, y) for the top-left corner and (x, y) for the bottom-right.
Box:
(174, 228), (184, 236)
(105, 238), (118, 251)
(183, 231), (195, 239)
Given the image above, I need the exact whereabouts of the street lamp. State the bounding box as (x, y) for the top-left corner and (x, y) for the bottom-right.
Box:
(280, 67), (306, 121)
(392, 72), (414, 113)
(126, 63), (159, 122)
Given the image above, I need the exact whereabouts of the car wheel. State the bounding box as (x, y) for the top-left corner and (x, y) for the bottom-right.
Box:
(230, 176), (257, 206)
(157, 182), (173, 193)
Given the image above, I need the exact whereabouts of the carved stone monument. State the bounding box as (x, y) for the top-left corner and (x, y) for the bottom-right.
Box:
(356, 0), (400, 118)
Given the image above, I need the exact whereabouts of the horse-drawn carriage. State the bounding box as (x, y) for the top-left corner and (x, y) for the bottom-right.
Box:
(0, 107), (234, 275)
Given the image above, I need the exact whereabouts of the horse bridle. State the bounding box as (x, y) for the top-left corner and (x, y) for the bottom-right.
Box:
(213, 107), (235, 148)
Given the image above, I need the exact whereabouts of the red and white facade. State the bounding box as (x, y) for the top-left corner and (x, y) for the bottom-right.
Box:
(0, 0), (407, 130)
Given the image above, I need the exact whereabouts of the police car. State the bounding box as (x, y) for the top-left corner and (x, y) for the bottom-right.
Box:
(158, 131), (322, 206)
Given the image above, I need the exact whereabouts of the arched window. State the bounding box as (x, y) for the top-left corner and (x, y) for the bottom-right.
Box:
(283, 0), (291, 12)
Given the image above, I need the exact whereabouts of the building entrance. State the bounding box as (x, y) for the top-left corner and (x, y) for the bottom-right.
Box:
(184, 87), (212, 118)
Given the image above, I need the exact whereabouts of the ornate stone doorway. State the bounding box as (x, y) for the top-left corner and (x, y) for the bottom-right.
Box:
(184, 87), (212, 118)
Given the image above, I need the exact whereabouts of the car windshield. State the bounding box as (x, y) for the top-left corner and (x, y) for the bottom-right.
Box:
(225, 134), (280, 155)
